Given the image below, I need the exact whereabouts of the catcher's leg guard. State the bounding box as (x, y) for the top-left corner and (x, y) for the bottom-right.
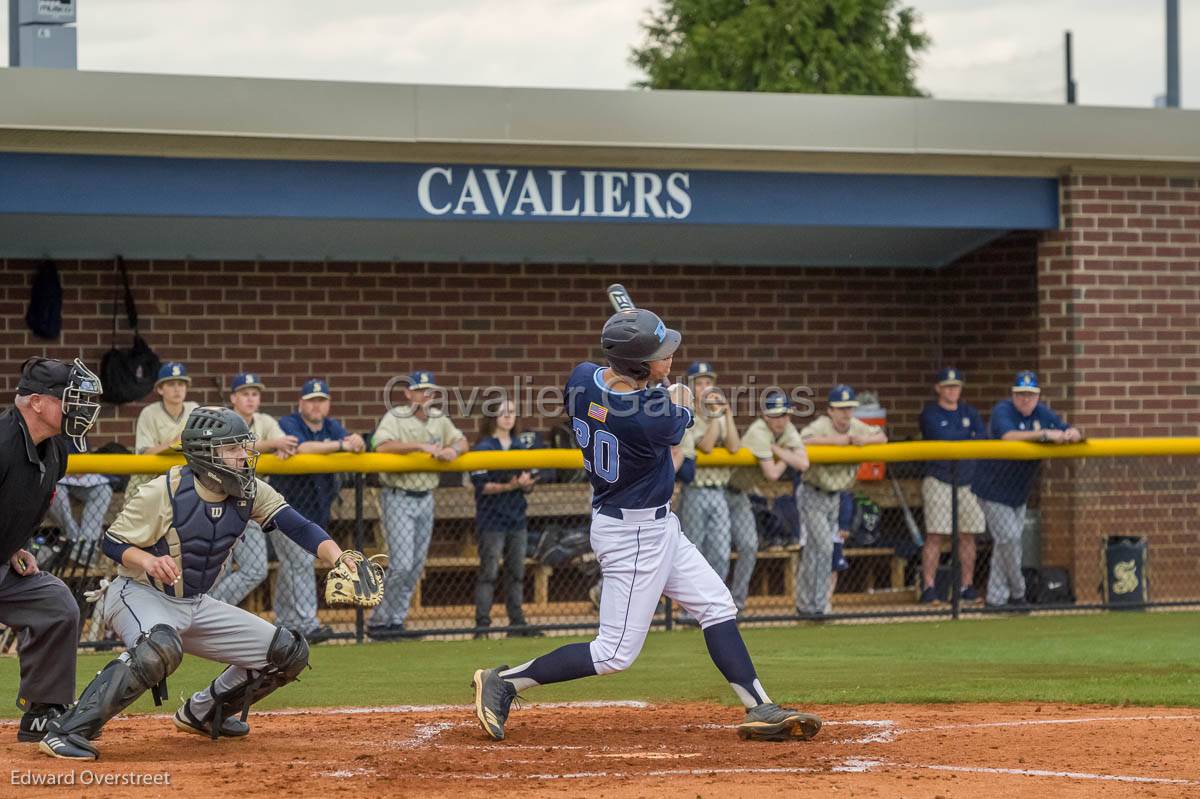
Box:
(41, 624), (182, 757)
(203, 626), (309, 740)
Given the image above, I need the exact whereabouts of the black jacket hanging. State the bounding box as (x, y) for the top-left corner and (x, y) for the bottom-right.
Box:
(25, 261), (63, 339)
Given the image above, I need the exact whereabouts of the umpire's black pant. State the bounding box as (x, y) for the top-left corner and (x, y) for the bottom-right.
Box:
(0, 563), (79, 709)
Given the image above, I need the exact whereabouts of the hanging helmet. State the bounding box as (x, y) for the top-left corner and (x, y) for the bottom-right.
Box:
(180, 406), (258, 500)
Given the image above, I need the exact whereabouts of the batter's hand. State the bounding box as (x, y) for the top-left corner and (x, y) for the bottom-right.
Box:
(143, 554), (180, 586)
(667, 382), (694, 408)
(9, 549), (38, 576)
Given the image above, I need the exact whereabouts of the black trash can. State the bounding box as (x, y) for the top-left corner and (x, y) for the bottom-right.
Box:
(1102, 536), (1149, 608)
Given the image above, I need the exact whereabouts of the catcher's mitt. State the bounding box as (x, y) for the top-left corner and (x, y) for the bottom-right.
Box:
(324, 550), (388, 607)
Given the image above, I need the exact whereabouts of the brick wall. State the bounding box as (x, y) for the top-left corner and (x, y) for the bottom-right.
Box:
(0, 235), (1038, 446)
(1036, 174), (1200, 599)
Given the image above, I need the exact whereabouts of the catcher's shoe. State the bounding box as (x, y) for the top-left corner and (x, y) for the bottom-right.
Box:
(173, 700), (251, 738)
(38, 731), (99, 761)
(736, 703), (822, 742)
(472, 666), (519, 741)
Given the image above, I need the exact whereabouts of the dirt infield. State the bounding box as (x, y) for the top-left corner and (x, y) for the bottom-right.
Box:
(3, 702), (1198, 798)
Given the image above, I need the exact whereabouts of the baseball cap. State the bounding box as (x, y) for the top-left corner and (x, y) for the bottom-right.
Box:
(231, 372), (265, 393)
(762, 392), (792, 417)
(828, 384), (859, 408)
(17, 357), (73, 398)
(1012, 370), (1041, 393)
(301, 378), (331, 400)
(686, 361), (717, 380)
(409, 370), (440, 390)
(155, 362), (191, 387)
(936, 367), (964, 387)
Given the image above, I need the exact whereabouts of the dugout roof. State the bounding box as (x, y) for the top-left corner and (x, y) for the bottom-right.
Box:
(1, 69), (1198, 267)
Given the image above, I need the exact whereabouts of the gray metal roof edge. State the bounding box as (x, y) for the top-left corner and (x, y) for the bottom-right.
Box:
(1, 67), (1199, 167)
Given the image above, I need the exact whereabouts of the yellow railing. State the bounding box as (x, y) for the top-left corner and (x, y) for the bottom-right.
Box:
(66, 437), (1200, 476)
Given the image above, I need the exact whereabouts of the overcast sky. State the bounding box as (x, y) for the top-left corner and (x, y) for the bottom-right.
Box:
(3, 0), (1196, 108)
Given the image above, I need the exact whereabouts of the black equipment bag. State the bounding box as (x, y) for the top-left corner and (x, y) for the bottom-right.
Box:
(100, 257), (160, 404)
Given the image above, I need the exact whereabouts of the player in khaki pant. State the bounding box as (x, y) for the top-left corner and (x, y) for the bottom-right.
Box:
(677, 361), (741, 580)
(368, 370), (467, 639)
(726, 391), (809, 610)
(797, 385), (886, 616)
(209, 374), (301, 617)
(124, 361), (198, 504)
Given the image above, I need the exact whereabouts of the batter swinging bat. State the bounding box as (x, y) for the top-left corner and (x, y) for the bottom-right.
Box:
(607, 283), (636, 312)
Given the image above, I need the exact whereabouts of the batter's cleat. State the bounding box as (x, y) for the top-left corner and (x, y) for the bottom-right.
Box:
(737, 703), (822, 742)
(173, 700), (251, 738)
(38, 731), (99, 761)
(472, 666), (519, 741)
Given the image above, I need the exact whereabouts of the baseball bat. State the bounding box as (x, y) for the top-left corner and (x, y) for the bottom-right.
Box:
(890, 474), (924, 546)
(607, 283), (636, 312)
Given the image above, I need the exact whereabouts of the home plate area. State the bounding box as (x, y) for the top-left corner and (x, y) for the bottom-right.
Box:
(5, 702), (1198, 798)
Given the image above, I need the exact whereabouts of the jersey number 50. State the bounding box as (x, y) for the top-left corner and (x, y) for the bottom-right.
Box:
(572, 418), (620, 483)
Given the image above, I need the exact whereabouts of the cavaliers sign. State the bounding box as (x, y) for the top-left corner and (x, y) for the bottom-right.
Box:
(417, 167), (692, 219)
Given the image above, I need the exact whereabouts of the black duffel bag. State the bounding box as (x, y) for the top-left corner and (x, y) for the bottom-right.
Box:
(100, 257), (160, 405)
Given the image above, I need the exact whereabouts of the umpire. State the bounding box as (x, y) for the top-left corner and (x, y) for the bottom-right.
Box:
(0, 357), (102, 741)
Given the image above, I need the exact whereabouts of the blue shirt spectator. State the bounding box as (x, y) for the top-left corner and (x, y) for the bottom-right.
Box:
(272, 379), (364, 527)
(972, 371), (1080, 508)
(918, 392), (986, 485)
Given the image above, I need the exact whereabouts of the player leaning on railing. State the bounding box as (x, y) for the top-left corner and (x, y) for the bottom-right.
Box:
(38, 406), (385, 761)
(973, 371), (1083, 608)
(471, 306), (822, 744)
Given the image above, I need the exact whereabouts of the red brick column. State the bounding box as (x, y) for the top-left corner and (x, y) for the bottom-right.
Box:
(1037, 174), (1200, 601)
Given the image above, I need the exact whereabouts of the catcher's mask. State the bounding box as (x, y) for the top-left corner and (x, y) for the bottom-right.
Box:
(62, 359), (103, 452)
(181, 406), (259, 501)
(17, 356), (103, 452)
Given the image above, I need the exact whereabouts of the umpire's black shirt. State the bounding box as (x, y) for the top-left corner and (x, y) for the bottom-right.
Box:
(0, 407), (68, 563)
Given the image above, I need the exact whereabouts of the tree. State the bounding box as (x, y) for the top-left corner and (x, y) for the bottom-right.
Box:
(631, 0), (930, 96)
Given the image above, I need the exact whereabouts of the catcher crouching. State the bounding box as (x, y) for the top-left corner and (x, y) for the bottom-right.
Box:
(38, 407), (384, 761)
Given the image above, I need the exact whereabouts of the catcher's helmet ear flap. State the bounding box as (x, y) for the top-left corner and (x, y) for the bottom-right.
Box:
(600, 309), (681, 380)
(181, 407), (258, 500)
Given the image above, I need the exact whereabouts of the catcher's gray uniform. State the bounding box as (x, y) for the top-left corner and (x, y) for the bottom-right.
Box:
(39, 464), (331, 760)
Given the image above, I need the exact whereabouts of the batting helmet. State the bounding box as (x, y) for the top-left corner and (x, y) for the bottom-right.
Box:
(181, 407), (258, 501)
(600, 309), (681, 380)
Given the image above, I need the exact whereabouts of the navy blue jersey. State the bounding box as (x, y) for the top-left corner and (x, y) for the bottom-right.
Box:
(972, 400), (1068, 507)
(565, 362), (693, 509)
(918, 401), (986, 485)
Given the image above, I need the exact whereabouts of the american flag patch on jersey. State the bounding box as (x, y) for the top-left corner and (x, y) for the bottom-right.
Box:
(587, 402), (609, 423)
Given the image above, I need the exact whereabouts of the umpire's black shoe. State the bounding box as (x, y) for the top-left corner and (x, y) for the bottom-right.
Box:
(737, 703), (822, 742)
(39, 731), (99, 761)
(472, 666), (519, 741)
(18, 704), (67, 743)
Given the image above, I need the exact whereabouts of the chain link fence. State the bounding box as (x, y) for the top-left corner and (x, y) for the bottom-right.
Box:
(7, 444), (1198, 654)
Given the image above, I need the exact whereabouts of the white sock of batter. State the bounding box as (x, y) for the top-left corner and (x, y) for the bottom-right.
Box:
(730, 679), (771, 709)
(499, 660), (541, 692)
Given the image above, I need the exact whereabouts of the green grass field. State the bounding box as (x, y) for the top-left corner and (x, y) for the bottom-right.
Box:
(3, 612), (1197, 719)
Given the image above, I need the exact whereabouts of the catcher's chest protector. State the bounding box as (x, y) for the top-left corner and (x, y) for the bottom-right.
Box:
(166, 468), (252, 597)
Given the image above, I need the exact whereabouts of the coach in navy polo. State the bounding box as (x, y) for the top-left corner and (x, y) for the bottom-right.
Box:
(917, 368), (987, 604)
(974, 371), (1082, 607)
(272, 379), (365, 639)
